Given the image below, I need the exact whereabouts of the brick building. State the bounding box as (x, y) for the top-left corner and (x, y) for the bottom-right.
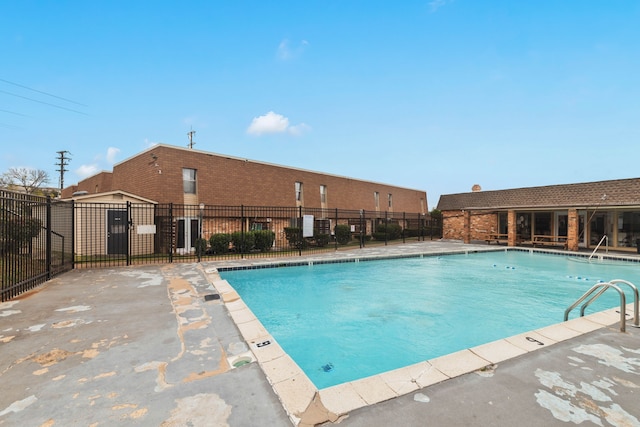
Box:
(63, 144), (427, 213)
(437, 178), (640, 253)
(62, 144), (428, 255)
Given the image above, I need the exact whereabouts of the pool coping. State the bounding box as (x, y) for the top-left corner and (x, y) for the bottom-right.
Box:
(203, 246), (636, 426)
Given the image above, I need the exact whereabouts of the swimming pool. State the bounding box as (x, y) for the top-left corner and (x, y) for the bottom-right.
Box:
(220, 250), (640, 389)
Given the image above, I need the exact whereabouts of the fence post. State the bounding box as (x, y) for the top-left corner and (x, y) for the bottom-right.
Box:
(363, 210), (367, 248)
(298, 206), (303, 256)
(359, 210), (364, 249)
(430, 217), (434, 240)
(334, 208), (338, 251)
(168, 203), (173, 263)
(241, 205), (245, 258)
(46, 196), (52, 280)
(71, 200), (75, 269)
(126, 201), (132, 265)
(385, 211), (389, 245)
(402, 211), (406, 243)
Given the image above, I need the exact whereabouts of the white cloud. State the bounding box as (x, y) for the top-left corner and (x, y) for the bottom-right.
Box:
(71, 147), (123, 182)
(106, 147), (120, 164)
(429, 0), (453, 13)
(277, 39), (309, 61)
(76, 164), (99, 179)
(288, 123), (311, 136)
(246, 111), (311, 136)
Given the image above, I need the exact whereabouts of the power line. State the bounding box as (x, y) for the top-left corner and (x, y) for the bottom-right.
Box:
(0, 78), (88, 107)
(0, 108), (30, 117)
(0, 89), (89, 116)
(0, 122), (22, 130)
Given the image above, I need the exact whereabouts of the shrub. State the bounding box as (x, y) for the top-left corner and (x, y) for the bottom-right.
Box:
(194, 238), (208, 255)
(375, 223), (403, 240)
(209, 233), (231, 254)
(284, 227), (307, 249)
(314, 233), (330, 247)
(231, 231), (255, 253)
(334, 224), (351, 245)
(372, 232), (387, 241)
(404, 228), (421, 238)
(0, 217), (42, 255)
(254, 230), (275, 252)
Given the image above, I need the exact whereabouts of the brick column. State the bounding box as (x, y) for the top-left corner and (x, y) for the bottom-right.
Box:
(463, 210), (471, 244)
(507, 210), (517, 246)
(567, 209), (579, 251)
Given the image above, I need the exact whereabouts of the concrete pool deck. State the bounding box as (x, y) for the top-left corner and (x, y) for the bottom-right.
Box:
(1, 241), (640, 426)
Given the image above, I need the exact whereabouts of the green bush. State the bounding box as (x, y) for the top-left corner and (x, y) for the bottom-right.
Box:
(231, 231), (255, 253)
(404, 228), (423, 238)
(372, 232), (387, 241)
(254, 230), (275, 252)
(334, 224), (351, 245)
(375, 223), (403, 240)
(314, 233), (330, 247)
(284, 227), (308, 249)
(194, 238), (208, 255)
(0, 217), (42, 255)
(209, 233), (231, 254)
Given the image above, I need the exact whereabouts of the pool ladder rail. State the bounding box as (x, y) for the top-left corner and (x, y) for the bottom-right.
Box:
(564, 279), (640, 333)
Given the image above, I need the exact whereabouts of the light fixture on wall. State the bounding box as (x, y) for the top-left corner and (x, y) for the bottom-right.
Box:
(150, 153), (161, 174)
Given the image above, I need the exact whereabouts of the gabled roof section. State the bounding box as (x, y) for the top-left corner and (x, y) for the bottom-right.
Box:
(437, 178), (640, 211)
(69, 190), (157, 204)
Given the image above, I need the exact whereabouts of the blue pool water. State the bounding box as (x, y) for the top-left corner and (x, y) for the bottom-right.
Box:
(221, 251), (640, 389)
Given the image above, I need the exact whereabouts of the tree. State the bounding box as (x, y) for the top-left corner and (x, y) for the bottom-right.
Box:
(0, 167), (50, 194)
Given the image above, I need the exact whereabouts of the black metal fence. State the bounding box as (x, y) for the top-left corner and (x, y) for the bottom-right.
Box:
(1, 190), (73, 301)
(1, 189), (442, 299)
(74, 203), (441, 268)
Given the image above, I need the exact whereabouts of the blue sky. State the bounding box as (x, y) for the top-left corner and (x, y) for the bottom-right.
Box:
(1, 1), (639, 209)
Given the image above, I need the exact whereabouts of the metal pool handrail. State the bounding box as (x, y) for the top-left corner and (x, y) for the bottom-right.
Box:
(564, 281), (628, 332)
(579, 279), (639, 326)
(588, 234), (608, 260)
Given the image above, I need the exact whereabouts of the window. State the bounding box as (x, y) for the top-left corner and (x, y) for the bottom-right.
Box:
(618, 211), (640, 248)
(374, 192), (380, 209)
(315, 218), (331, 235)
(320, 185), (327, 204)
(388, 193), (393, 209)
(183, 168), (197, 194)
(295, 182), (303, 203)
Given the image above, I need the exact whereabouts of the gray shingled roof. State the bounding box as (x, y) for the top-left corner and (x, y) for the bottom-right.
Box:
(436, 178), (640, 211)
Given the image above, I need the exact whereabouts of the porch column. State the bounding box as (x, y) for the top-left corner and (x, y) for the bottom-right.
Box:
(463, 210), (471, 244)
(567, 209), (579, 251)
(507, 210), (517, 246)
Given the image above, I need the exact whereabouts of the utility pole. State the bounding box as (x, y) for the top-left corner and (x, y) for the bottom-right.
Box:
(55, 150), (71, 191)
(187, 129), (196, 149)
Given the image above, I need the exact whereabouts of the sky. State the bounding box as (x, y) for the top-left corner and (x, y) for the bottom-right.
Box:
(1, 1), (639, 210)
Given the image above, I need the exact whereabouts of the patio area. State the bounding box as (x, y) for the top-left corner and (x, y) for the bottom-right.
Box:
(1, 240), (639, 426)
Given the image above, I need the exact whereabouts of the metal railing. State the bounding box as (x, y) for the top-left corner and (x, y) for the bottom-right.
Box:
(588, 234), (609, 260)
(1, 188), (442, 300)
(1, 190), (74, 301)
(564, 279), (639, 332)
(73, 203), (442, 268)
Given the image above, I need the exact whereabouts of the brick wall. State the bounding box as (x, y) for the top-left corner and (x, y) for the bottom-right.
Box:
(442, 211), (464, 240)
(442, 210), (498, 241)
(61, 172), (113, 198)
(67, 145), (428, 213)
(469, 212), (498, 240)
